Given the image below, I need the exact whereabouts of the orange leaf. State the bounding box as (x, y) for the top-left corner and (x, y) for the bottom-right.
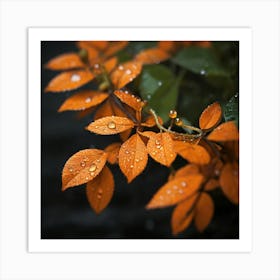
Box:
(45, 53), (85, 70)
(45, 70), (94, 92)
(135, 48), (170, 64)
(58, 90), (109, 112)
(171, 194), (198, 235)
(118, 134), (148, 183)
(62, 149), (107, 191)
(147, 132), (176, 167)
(204, 179), (219, 191)
(111, 61), (142, 89)
(207, 121), (239, 142)
(146, 174), (203, 209)
(104, 41), (128, 57)
(174, 141), (210, 165)
(94, 100), (115, 120)
(158, 41), (176, 52)
(141, 115), (163, 127)
(119, 129), (132, 142)
(86, 166), (114, 214)
(174, 164), (200, 179)
(114, 90), (144, 111)
(87, 116), (135, 135)
(78, 41), (108, 51)
(219, 162), (239, 204)
(104, 142), (121, 164)
(76, 107), (95, 119)
(104, 56), (118, 73)
(199, 102), (222, 130)
(194, 192), (214, 232)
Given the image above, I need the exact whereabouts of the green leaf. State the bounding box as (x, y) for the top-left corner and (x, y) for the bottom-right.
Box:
(139, 65), (181, 123)
(172, 46), (229, 77)
(223, 93), (239, 127)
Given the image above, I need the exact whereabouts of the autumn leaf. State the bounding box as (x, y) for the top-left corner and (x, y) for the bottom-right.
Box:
(199, 102), (222, 130)
(104, 41), (128, 57)
(174, 141), (210, 165)
(62, 149), (107, 191)
(194, 192), (214, 232)
(86, 166), (114, 214)
(45, 52), (85, 70)
(147, 132), (176, 167)
(118, 134), (148, 183)
(146, 174), (204, 209)
(134, 48), (170, 64)
(114, 90), (145, 111)
(87, 116), (135, 135)
(171, 194), (198, 235)
(104, 142), (121, 164)
(94, 99), (115, 120)
(141, 115), (163, 127)
(207, 121), (239, 142)
(104, 56), (118, 73)
(111, 61), (142, 89)
(219, 162), (239, 204)
(78, 41), (109, 51)
(45, 70), (94, 92)
(204, 179), (219, 191)
(158, 41), (176, 53)
(58, 90), (109, 112)
(174, 164), (200, 179)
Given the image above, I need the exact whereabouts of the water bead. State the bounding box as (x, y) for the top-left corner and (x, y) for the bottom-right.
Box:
(107, 121), (116, 129)
(169, 109), (177, 119)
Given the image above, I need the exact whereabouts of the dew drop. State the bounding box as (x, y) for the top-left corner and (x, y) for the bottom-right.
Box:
(125, 69), (132, 75)
(159, 195), (164, 200)
(80, 161), (86, 167)
(97, 194), (102, 199)
(166, 189), (171, 194)
(136, 98), (141, 103)
(118, 65), (124, 70)
(147, 94), (151, 100)
(178, 189), (184, 194)
(107, 121), (116, 129)
(90, 172), (95, 177)
(156, 145), (161, 149)
(173, 185), (178, 190)
(85, 176), (89, 180)
(94, 63), (100, 69)
(155, 140), (160, 145)
(130, 165), (134, 168)
(85, 97), (92, 103)
(125, 150), (129, 154)
(181, 181), (187, 187)
(124, 90), (129, 94)
(158, 81), (162, 86)
(96, 159), (100, 163)
(129, 77), (133, 81)
(68, 167), (74, 172)
(200, 69), (206, 75)
(89, 164), (97, 172)
(214, 169), (220, 176)
(71, 73), (81, 82)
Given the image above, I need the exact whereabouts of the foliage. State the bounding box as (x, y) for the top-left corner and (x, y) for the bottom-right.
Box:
(44, 40), (239, 236)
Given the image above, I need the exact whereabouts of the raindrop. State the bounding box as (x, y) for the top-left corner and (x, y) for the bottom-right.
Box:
(200, 69), (206, 75)
(124, 90), (129, 94)
(214, 169), (220, 176)
(125, 150), (129, 154)
(71, 74), (81, 82)
(135, 158), (140, 162)
(90, 172), (95, 177)
(136, 98), (141, 103)
(80, 161), (86, 167)
(94, 63), (100, 69)
(68, 167), (74, 172)
(156, 145), (161, 149)
(89, 164), (97, 172)
(125, 69), (132, 75)
(85, 97), (92, 103)
(129, 77), (133, 81)
(130, 165), (134, 168)
(158, 81), (162, 86)
(181, 181), (187, 187)
(118, 65), (124, 70)
(147, 94), (151, 100)
(178, 189), (184, 194)
(85, 176), (89, 180)
(166, 189), (172, 194)
(155, 140), (160, 145)
(107, 121), (116, 129)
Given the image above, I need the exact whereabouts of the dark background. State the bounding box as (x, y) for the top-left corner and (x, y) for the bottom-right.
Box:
(41, 41), (239, 239)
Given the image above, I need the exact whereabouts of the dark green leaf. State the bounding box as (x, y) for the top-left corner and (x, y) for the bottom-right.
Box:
(223, 93), (239, 127)
(172, 46), (229, 77)
(139, 65), (181, 122)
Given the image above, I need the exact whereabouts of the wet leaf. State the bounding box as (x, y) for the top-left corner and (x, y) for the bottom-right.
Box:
(172, 46), (228, 76)
(174, 164), (200, 179)
(119, 129), (132, 142)
(118, 134), (148, 183)
(146, 174), (203, 209)
(114, 89), (145, 111)
(86, 166), (114, 214)
(45, 70), (94, 92)
(58, 90), (109, 112)
(104, 56), (118, 73)
(87, 116), (135, 135)
(158, 41), (176, 52)
(78, 41), (108, 51)
(147, 132), (176, 167)
(104, 142), (121, 164)
(207, 121), (239, 142)
(171, 194), (198, 235)
(135, 48), (170, 65)
(104, 41), (128, 57)
(199, 102), (222, 130)
(194, 192), (214, 232)
(174, 141), (210, 165)
(204, 179), (219, 191)
(141, 114), (163, 127)
(45, 53), (85, 70)
(219, 162), (239, 204)
(111, 61), (142, 89)
(94, 99), (115, 120)
(62, 149), (107, 191)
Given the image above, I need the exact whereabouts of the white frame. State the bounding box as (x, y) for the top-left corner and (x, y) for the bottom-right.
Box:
(28, 27), (252, 253)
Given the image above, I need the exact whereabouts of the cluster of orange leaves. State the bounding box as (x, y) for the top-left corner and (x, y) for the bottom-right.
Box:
(45, 41), (239, 235)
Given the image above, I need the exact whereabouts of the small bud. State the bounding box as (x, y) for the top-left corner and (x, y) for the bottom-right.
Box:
(169, 110), (177, 119)
(175, 118), (183, 126)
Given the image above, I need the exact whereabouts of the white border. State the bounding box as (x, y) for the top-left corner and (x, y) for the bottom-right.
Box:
(28, 27), (252, 253)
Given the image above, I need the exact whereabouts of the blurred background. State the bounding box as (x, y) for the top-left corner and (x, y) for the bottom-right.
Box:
(41, 41), (239, 239)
